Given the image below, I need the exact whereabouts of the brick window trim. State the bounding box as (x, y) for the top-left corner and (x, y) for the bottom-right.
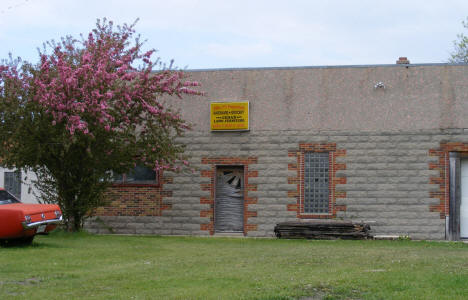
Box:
(110, 183), (160, 187)
(200, 157), (258, 235)
(288, 143), (346, 219)
(429, 142), (468, 219)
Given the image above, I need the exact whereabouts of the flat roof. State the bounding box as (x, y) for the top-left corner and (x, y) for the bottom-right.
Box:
(186, 62), (468, 72)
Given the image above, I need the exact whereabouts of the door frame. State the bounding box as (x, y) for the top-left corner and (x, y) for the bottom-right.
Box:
(214, 165), (245, 234)
(447, 152), (468, 240)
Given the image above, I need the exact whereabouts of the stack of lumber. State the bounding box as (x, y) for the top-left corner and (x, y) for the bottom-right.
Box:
(274, 221), (372, 240)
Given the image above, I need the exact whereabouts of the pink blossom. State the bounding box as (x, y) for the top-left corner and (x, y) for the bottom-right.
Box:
(0, 19), (202, 173)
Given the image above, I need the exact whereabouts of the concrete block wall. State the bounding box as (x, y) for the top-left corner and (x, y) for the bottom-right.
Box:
(86, 128), (468, 240)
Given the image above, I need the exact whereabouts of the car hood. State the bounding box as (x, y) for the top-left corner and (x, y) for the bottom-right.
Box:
(0, 203), (60, 214)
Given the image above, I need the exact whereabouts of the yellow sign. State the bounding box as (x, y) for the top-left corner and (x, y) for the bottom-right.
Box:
(210, 101), (249, 131)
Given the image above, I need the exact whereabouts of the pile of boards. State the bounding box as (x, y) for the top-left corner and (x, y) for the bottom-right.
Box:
(274, 220), (372, 240)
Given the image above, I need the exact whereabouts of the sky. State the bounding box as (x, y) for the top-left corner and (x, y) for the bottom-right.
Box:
(0, 0), (467, 69)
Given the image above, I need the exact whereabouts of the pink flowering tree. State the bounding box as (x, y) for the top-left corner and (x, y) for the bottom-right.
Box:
(0, 20), (202, 231)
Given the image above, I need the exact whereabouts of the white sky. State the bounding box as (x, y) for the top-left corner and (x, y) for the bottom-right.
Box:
(0, 0), (467, 69)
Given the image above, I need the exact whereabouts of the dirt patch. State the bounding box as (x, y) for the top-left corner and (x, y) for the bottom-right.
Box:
(299, 284), (363, 300)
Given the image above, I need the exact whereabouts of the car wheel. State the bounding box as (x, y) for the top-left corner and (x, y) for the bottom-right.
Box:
(18, 236), (35, 246)
(0, 236), (35, 247)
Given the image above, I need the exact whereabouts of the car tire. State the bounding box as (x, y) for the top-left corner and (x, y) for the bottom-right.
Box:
(0, 236), (34, 247)
(14, 235), (34, 246)
(19, 236), (35, 246)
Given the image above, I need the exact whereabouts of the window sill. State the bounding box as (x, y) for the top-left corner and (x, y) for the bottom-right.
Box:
(298, 213), (334, 219)
(111, 183), (160, 188)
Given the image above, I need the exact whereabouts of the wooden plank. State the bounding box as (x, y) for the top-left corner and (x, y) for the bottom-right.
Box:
(274, 221), (372, 240)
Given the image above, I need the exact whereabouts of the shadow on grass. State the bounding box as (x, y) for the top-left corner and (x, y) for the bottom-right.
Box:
(0, 229), (93, 249)
(0, 239), (66, 249)
(47, 228), (94, 238)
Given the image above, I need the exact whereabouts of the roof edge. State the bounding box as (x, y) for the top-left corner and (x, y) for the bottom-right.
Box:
(184, 62), (468, 72)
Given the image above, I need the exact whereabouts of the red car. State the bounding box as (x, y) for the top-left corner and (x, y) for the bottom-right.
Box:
(0, 188), (62, 246)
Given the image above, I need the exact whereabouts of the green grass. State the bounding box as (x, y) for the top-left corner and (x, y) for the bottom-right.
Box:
(1, 233), (468, 299)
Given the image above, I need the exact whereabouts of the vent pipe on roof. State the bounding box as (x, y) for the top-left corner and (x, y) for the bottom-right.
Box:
(396, 57), (410, 64)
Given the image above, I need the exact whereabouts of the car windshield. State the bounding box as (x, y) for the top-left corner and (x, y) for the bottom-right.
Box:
(0, 190), (20, 205)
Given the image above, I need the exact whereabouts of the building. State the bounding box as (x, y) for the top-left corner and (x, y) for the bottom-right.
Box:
(86, 58), (468, 240)
(0, 167), (39, 203)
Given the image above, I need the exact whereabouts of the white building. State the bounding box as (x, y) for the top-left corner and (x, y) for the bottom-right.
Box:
(0, 167), (39, 203)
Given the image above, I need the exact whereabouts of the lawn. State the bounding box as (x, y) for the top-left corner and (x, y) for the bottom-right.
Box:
(1, 233), (467, 299)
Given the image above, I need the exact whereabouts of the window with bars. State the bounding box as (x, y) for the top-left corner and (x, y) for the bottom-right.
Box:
(4, 171), (21, 200)
(303, 152), (329, 214)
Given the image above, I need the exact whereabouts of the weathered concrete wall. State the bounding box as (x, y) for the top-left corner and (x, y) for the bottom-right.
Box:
(87, 128), (468, 240)
(168, 64), (468, 132)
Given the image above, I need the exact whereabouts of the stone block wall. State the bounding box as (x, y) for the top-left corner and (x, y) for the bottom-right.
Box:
(85, 128), (468, 240)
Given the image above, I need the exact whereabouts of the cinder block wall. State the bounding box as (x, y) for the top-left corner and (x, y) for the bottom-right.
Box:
(86, 128), (468, 239)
